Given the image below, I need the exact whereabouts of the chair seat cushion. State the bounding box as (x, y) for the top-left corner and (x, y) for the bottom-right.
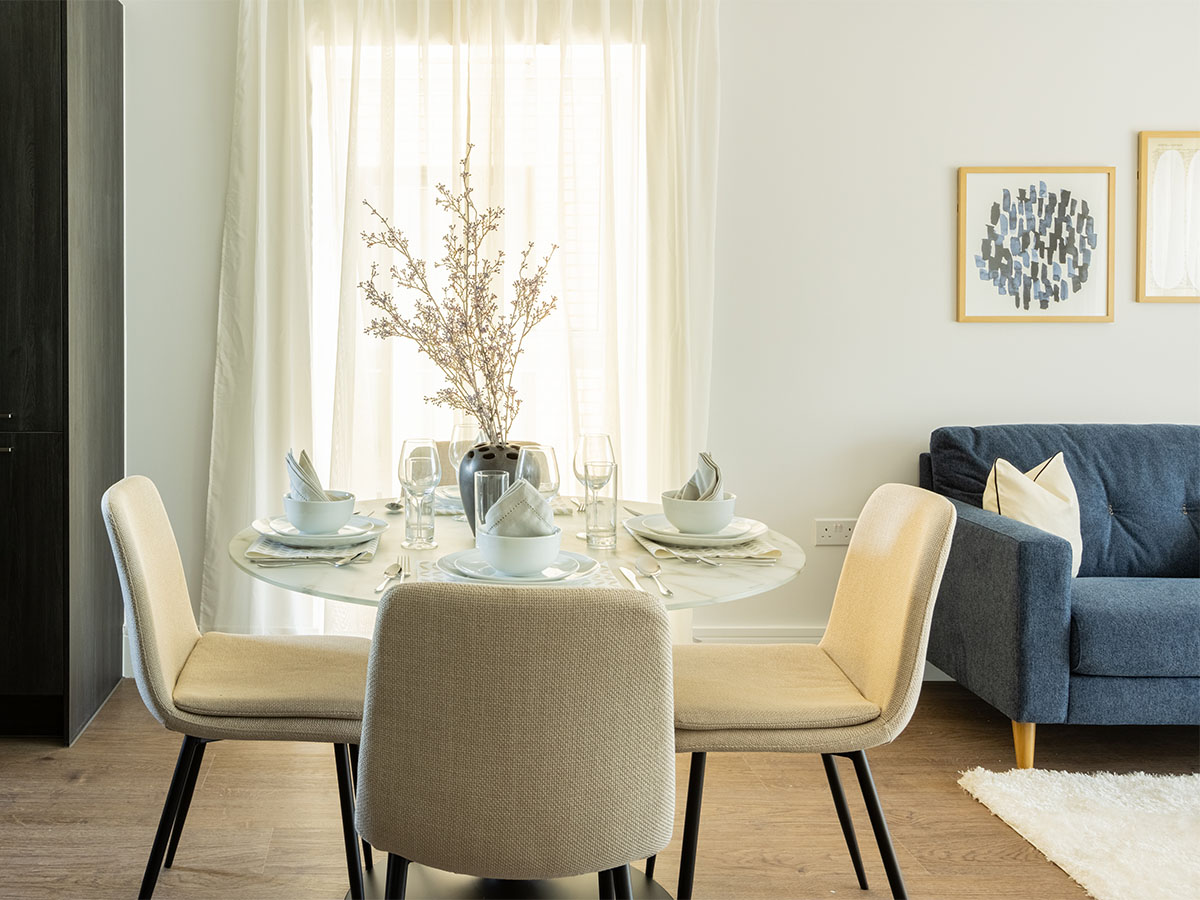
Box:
(1070, 578), (1200, 677)
(673, 642), (880, 731)
(173, 632), (370, 719)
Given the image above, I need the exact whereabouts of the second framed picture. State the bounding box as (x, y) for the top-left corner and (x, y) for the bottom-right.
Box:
(957, 167), (1115, 322)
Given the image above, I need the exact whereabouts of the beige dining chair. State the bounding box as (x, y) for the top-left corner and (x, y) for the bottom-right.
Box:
(101, 476), (373, 899)
(658, 483), (956, 900)
(354, 582), (676, 900)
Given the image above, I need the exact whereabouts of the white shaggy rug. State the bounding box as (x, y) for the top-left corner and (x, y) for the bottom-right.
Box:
(958, 767), (1200, 900)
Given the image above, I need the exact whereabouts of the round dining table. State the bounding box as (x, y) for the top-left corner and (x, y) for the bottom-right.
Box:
(228, 497), (806, 899)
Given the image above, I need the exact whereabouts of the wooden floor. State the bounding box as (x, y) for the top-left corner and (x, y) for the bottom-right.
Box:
(0, 680), (1195, 900)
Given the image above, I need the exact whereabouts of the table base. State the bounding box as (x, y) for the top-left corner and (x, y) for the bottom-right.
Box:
(347, 861), (673, 899)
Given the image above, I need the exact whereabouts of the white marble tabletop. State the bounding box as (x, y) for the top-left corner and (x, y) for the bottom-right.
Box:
(228, 498), (805, 612)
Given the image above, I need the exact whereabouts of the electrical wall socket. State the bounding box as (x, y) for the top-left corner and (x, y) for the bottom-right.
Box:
(814, 518), (856, 546)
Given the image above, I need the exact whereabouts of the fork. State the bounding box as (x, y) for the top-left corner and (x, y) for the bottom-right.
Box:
(254, 549), (368, 568)
(398, 553), (410, 584)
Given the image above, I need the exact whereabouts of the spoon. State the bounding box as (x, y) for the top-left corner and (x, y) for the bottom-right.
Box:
(385, 501), (404, 515)
(636, 558), (673, 597)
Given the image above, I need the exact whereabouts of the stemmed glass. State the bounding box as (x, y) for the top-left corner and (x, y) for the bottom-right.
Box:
(517, 444), (561, 501)
(448, 422), (484, 520)
(398, 438), (441, 549)
(572, 433), (615, 539)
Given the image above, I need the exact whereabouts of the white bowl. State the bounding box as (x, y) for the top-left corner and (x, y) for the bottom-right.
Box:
(283, 490), (355, 534)
(476, 529), (563, 576)
(660, 490), (737, 534)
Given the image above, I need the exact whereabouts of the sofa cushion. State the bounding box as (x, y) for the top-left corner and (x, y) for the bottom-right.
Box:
(929, 424), (1200, 578)
(1070, 578), (1200, 677)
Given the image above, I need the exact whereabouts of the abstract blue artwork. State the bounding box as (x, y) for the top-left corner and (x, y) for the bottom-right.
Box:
(974, 181), (1098, 310)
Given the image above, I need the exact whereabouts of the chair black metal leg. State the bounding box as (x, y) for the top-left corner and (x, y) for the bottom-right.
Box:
(645, 854), (656, 880)
(385, 853), (409, 899)
(598, 867), (616, 899)
(821, 753), (869, 890)
(845, 750), (907, 899)
(334, 744), (366, 900)
(163, 739), (207, 868)
(677, 751), (707, 900)
(348, 743), (373, 871)
(140, 735), (201, 899)
(613, 863), (633, 900)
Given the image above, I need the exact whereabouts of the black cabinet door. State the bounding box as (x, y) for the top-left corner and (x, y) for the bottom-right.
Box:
(0, 1), (64, 432)
(0, 433), (65, 699)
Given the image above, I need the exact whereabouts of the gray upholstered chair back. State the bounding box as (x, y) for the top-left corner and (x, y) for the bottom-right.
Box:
(101, 475), (201, 729)
(355, 582), (675, 879)
(820, 484), (957, 743)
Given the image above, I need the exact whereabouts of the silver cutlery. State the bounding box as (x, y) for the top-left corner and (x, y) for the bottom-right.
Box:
(618, 566), (647, 593)
(622, 505), (643, 519)
(655, 546), (722, 566)
(398, 553), (410, 584)
(375, 556), (402, 593)
(356, 508), (375, 518)
(635, 558), (672, 597)
(254, 549), (368, 568)
(573, 497), (587, 513)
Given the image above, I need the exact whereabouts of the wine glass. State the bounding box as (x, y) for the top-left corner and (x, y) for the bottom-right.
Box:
(517, 444), (561, 501)
(448, 422), (483, 520)
(398, 438), (441, 549)
(449, 422), (484, 475)
(573, 433), (615, 495)
(572, 433), (615, 539)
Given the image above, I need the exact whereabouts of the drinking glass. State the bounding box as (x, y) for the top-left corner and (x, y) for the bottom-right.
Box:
(517, 444), (561, 501)
(398, 438), (441, 549)
(572, 433), (615, 495)
(474, 470), (510, 537)
(448, 422), (483, 520)
(572, 433), (615, 538)
(584, 461), (618, 550)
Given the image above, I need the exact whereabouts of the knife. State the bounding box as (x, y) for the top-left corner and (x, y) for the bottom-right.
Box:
(619, 566), (648, 593)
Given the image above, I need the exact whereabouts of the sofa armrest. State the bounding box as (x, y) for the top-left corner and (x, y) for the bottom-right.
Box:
(927, 500), (1073, 723)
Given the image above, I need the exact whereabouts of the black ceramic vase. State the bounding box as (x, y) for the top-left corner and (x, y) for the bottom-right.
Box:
(458, 441), (523, 534)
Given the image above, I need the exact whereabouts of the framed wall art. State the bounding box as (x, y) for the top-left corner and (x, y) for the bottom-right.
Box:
(957, 166), (1115, 322)
(1137, 131), (1200, 302)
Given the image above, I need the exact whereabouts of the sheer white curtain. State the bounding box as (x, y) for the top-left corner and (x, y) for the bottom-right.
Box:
(201, 0), (719, 634)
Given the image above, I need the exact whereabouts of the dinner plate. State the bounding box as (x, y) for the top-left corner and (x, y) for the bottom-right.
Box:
(252, 515), (388, 548)
(270, 515), (372, 539)
(626, 515), (768, 548)
(637, 514), (753, 541)
(436, 550), (596, 584)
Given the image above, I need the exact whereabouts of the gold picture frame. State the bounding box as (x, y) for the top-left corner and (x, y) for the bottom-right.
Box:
(1137, 131), (1200, 303)
(957, 167), (1115, 323)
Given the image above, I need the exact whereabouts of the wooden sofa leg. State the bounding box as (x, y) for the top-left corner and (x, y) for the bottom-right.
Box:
(1012, 721), (1036, 769)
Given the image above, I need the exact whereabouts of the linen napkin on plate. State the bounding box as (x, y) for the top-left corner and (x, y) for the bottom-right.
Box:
(286, 449), (333, 501)
(481, 479), (557, 536)
(244, 535), (380, 561)
(677, 451), (723, 501)
(624, 524), (781, 561)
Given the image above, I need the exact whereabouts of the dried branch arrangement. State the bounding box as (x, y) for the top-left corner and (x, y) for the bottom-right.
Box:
(359, 145), (557, 444)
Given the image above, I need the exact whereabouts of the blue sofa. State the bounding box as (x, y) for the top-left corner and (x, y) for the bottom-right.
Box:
(918, 424), (1200, 767)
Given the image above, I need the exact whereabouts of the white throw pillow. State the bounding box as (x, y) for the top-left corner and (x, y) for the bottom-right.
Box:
(983, 452), (1083, 576)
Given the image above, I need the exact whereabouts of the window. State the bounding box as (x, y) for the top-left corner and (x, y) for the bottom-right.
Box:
(308, 39), (652, 499)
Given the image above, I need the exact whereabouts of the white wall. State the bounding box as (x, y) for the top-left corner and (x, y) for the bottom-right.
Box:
(121, 0), (1200, 640)
(125, 0), (238, 609)
(697, 0), (1200, 638)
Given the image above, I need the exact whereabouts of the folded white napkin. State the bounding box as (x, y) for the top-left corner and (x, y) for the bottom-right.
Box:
(677, 451), (723, 501)
(286, 449), (333, 501)
(245, 535), (380, 561)
(481, 479), (558, 537)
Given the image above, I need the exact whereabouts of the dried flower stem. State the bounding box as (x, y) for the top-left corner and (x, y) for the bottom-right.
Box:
(359, 145), (557, 444)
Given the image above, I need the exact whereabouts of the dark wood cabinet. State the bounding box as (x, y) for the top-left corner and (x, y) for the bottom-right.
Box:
(0, 0), (123, 744)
